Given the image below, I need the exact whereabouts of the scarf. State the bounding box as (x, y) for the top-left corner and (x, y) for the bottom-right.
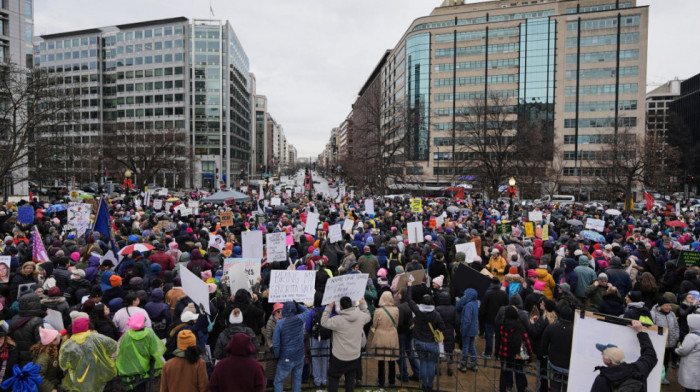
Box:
(0, 343), (9, 361)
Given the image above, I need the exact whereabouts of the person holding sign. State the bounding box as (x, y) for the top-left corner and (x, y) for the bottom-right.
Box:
(272, 302), (310, 392)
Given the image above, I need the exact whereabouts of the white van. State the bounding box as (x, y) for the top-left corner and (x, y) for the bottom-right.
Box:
(541, 194), (576, 205)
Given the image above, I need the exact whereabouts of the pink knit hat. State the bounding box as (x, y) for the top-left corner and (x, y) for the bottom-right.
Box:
(377, 268), (387, 279)
(39, 327), (60, 346)
(201, 270), (212, 280)
(70, 252), (80, 262)
(126, 313), (146, 331)
(72, 318), (89, 334)
(533, 280), (546, 291)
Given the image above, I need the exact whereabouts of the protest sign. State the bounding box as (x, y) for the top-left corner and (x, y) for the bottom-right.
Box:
(451, 264), (491, 299)
(242, 230), (263, 259)
(286, 234), (294, 246)
(542, 224), (549, 241)
(17, 206), (34, 224)
(328, 224), (343, 243)
(396, 269), (426, 290)
(528, 211), (543, 222)
(45, 309), (64, 331)
(330, 188), (338, 198)
(270, 197), (281, 206)
(321, 273), (369, 305)
(152, 199), (163, 210)
(223, 257), (261, 284)
(411, 198), (422, 213)
(158, 220), (169, 230)
(187, 200), (200, 215)
(0, 256), (9, 283)
(407, 221), (424, 244)
(164, 202), (172, 212)
(17, 283), (34, 299)
(305, 212), (320, 235)
(268, 270), (316, 303)
(585, 218), (605, 232)
(208, 234), (225, 251)
(266, 232), (288, 262)
(429, 217), (436, 228)
(678, 250), (700, 267)
(568, 310), (667, 392)
(180, 266), (210, 314)
(220, 212), (233, 227)
(68, 203), (91, 238)
(524, 221), (534, 238)
(226, 262), (250, 293)
(364, 199), (374, 215)
(435, 215), (445, 228)
(455, 242), (477, 264)
(342, 219), (354, 233)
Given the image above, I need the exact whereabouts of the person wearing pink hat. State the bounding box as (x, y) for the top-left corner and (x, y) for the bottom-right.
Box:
(31, 327), (61, 392)
(58, 317), (118, 391)
(116, 313), (166, 391)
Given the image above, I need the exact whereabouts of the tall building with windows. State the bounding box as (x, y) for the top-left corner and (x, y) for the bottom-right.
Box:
(33, 17), (251, 189)
(372, 0), (648, 198)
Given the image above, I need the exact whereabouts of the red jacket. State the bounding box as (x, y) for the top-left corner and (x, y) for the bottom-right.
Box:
(149, 251), (175, 277)
(209, 333), (266, 392)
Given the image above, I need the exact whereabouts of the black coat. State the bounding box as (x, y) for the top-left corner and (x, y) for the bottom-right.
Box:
(435, 291), (457, 352)
(8, 294), (44, 366)
(0, 343), (18, 389)
(541, 319), (574, 369)
(92, 318), (120, 341)
(597, 295), (625, 317)
(407, 287), (445, 344)
(479, 285), (509, 325)
(591, 332), (657, 390)
(52, 267), (72, 294)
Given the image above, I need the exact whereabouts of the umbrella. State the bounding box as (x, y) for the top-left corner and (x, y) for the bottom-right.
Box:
(666, 220), (688, 228)
(200, 189), (251, 204)
(580, 230), (605, 243)
(45, 204), (67, 214)
(119, 243), (155, 255)
(79, 194), (94, 199)
(166, 197), (180, 202)
(567, 219), (583, 226)
(446, 206), (460, 213)
(605, 208), (621, 216)
(286, 202), (300, 209)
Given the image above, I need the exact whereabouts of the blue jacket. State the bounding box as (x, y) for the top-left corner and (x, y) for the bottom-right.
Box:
(456, 288), (479, 338)
(273, 302), (310, 361)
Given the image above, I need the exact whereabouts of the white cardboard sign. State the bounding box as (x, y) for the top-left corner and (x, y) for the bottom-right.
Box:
(226, 262), (251, 293)
(180, 266), (210, 314)
(270, 197), (281, 206)
(321, 273), (369, 305)
(68, 202), (91, 238)
(266, 232), (288, 262)
(268, 270), (316, 303)
(328, 224), (343, 243)
(455, 242), (478, 264)
(364, 199), (375, 215)
(208, 234), (225, 251)
(342, 219), (354, 233)
(242, 230), (264, 259)
(305, 212), (320, 235)
(407, 221), (424, 244)
(152, 199), (163, 210)
(528, 211), (543, 222)
(223, 257), (261, 292)
(585, 218), (606, 232)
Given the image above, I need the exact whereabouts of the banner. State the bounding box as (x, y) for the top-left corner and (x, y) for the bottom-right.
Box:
(180, 267), (210, 313)
(305, 212), (320, 235)
(68, 203), (91, 238)
(524, 221), (534, 238)
(411, 198), (422, 213)
(266, 232), (288, 262)
(678, 250), (700, 267)
(542, 224), (549, 241)
(321, 273), (370, 305)
(407, 221), (424, 244)
(224, 258), (261, 293)
(268, 270), (316, 303)
(220, 212), (233, 227)
(396, 269), (425, 290)
(242, 230), (264, 259)
(455, 242), (477, 264)
(187, 200), (200, 215)
(328, 224), (343, 243)
(585, 218), (606, 232)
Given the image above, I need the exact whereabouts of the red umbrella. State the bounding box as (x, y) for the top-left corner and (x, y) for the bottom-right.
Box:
(665, 220), (688, 228)
(119, 243), (155, 255)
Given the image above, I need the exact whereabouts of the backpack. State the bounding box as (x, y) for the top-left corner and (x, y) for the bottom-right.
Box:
(612, 377), (646, 392)
(310, 308), (332, 340)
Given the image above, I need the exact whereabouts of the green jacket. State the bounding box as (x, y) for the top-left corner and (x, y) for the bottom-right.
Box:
(584, 283), (608, 310)
(34, 351), (61, 392)
(116, 328), (166, 378)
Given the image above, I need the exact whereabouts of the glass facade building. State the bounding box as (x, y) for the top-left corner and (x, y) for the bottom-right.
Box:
(33, 17), (252, 188)
(377, 0), (648, 196)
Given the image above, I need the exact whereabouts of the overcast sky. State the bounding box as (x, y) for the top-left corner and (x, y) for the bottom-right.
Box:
(35, 0), (697, 158)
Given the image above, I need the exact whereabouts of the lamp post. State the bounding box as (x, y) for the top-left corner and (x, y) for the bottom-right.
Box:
(508, 177), (517, 218)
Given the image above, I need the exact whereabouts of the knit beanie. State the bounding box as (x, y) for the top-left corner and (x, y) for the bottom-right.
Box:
(39, 327), (60, 346)
(72, 318), (89, 334)
(177, 330), (197, 350)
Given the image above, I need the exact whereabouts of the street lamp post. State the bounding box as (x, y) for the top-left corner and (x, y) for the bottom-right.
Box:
(508, 177), (517, 218)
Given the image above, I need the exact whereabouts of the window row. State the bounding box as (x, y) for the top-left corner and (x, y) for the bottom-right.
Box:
(566, 2), (631, 14)
(564, 100), (637, 112)
(563, 167), (612, 177)
(565, 83), (637, 96)
(434, 73), (518, 87)
(39, 36), (98, 51)
(434, 27), (519, 43)
(563, 134), (634, 144)
(103, 25), (185, 46)
(435, 42), (519, 58)
(433, 105), (517, 117)
(567, 32), (639, 48)
(39, 62), (98, 72)
(40, 49), (97, 62)
(103, 107), (185, 119)
(434, 89), (518, 102)
(567, 15), (640, 31)
(563, 117), (637, 128)
(434, 58), (519, 73)
(565, 66), (638, 80)
(566, 50), (638, 64)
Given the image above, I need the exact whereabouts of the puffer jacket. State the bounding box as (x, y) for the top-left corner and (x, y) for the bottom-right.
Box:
(456, 288), (479, 339)
(407, 287), (446, 344)
(213, 322), (260, 360)
(272, 302), (310, 361)
(563, 258), (578, 294)
(574, 256), (596, 298)
(435, 291), (457, 352)
(605, 260), (632, 298)
(651, 304), (680, 347)
(535, 268), (556, 300)
(144, 289), (171, 339)
(84, 256), (101, 284)
(676, 314), (700, 390)
(8, 293), (45, 366)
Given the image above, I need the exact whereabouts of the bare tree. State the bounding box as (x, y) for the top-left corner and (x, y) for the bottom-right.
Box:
(102, 124), (188, 188)
(512, 106), (556, 199)
(454, 93), (518, 200)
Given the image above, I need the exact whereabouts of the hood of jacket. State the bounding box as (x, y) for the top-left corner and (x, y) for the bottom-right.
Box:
(536, 268), (551, 280)
(232, 246), (242, 257)
(509, 293), (524, 310)
(563, 258), (576, 273)
(149, 288), (165, 302)
(684, 269), (697, 280)
(504, 273), (523, 283)
(578, 255), (589, 267)
(463, 288), (478, 302)
(377, 247), (387, 258)
(162, 270), (174, 283)
(688, 314), (700, 332)
(126, 328), (150, 341)
(234, 288), (252, 305)
(437, 290), (452, 306)
(87, 256), (100, 268)
(19, 293), (44, 317)
(281, 301), (298, 318)
(225, 332), (256, 357)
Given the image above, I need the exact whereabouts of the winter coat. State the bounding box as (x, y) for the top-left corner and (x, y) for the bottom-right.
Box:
(92, 318), (120, 341)
(486, 254), (507, 281)
(213, 323), (260, 360)
(42, 295), (70, 328)
(263, 314), (278, 380)
(227, 289), (264, 333)
(591, 331), (657, 391)
(456, 288), (479, 338)
(435, 291), (457, 353)
(65, 278), (91, 306)
(369, 305), (399, 361)
(675, 314), (700, 390)
(144, 288), (171, 339)
(573, 256), (596, 298)
(406, 287), (446, 344)
(113, 306), (152, 334)
(321, 301), (372, 361)
(8, 293), (44, 366)
(0, 342), (18, 387)
(209, 333), (265, 392)
(562, 258), (578, 294)
(33, 351), (61, 392)
(272, 302), (310, 361)
(358, 253), (379, 278)
(623, 302), (654, 324)
(584, 283), (608, 310)
(53, 267), (72, 294)
(541, 318), (574, 369)
(9, 272), (37, 302)
(149, 251), (176, 277)
(84, 256), (101, 284)
(116, 327), (166, 380)
(503, 273), (523, 299)
(480, 284), (509, 325)
(535, 268), (556, 300)
(650, 304), (680, 347)
(338, 252), (356, 275)
(161, 350), (208, 392)
(605, 261), (632, 298)
(597, 294), (625, 317)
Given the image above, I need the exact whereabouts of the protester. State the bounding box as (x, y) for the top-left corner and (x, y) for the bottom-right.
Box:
(116, 313), (166, 392)
(160, 330), (209, 392)
(272, 301), (310, 392)
(406, 283), (445, 392)
(59, 317), (118, 392)
(30, 327), (61, 392)
(369, 291), (399, 387)
(209, 333), (265, 392)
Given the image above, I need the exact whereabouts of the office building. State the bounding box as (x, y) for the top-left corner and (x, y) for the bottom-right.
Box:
(344, 0), (649, 199)
(33, 17), (252, 189)
(668, 74), (700, 193)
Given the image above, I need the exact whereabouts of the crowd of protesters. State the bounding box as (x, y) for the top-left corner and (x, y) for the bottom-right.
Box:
(0, 174), (698, 392)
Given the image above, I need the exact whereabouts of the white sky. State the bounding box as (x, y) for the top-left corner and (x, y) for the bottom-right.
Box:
(34, 0), (698, 158)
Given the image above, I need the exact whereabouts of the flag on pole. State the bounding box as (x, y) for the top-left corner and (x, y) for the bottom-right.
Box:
(93, 198), (119, 256)
(644, 191), (655, 211)
(258, 183), (264, 201)
(32, 226), (49, 263)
